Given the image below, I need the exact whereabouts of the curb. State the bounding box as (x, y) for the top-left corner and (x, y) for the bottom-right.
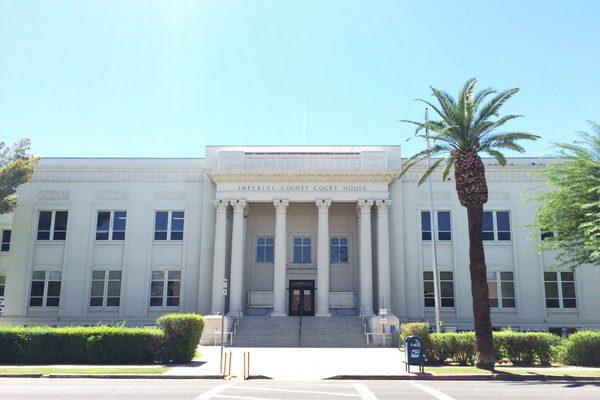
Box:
(327, 374), (600, 381)
(0, 374), (223, 379)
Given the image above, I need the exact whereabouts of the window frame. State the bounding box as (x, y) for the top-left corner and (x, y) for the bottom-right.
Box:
(29, 270), (62, 308)
(423, 270), (455, 308)
(482, 211), (512, 242)
(487, 271), (516, 309)
(0, 275), (5, 297)
(544, 271), (577, 309)
(36, 210), (69, 241)
(89, 269), (122, 308)
(292, 236), (312, 264)
(149, 270), (181, 308)
(153, 210), (185, 241)
(95, 210), (127, 241)
(421, 211), (452, 242)
(0, 229), (11, 252)
(256, 236), (274, 264)
(330, 236), (349, 263)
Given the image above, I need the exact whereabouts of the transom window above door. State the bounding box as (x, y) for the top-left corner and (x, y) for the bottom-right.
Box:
(293, 237), (311, 263)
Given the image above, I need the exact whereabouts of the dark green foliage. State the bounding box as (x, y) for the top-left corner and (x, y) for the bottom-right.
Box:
(559, 330), (600, 366)
(0, 313), (204, 365)
(494, 331), (561, 366)
(157, 313), (204, 364)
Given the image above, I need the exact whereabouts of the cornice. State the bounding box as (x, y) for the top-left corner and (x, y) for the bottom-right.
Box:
(32, 169), (206, 182)
(207, 170), (400, 184)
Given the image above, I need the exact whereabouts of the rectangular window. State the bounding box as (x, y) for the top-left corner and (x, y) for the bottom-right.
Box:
(37, 211), (68, 241)
(544, 271), (576, 309)
(423, 271), (454, 308)
(149, 270), (181, 307)
(29, 270), (62, 307)
(154, 211), (184, 241)
(0, 275), (5, 297)
(256, 237), (274, 263)
(89, 270), (122, 307)
(487, 271), (516, 308)
(421, 211), (452, 241)
(482, 211), (511, 241)
(330, 237), (349, 263)
(1, 229), (11, 252)
(293, 237), (311, 263)
(95, 211), (127, 241)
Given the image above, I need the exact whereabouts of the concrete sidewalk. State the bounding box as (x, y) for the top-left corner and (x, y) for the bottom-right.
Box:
(166, 346), (407, 379)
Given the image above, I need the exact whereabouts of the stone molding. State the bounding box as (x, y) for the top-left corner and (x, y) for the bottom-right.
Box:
(357, 199), (374, 212)
(315, 199), (332, 212)
(273, 199), (290, 212)
(230, 199), (247, 213)
(96, 191), (128, 200)
(208, 171), (399, 185)
(38, 191), (69, 201)
(155, 191), (187, 201)
(32, 169), (205, 182)
(375, 199), (391, 213)
(214, 200), (229, 212)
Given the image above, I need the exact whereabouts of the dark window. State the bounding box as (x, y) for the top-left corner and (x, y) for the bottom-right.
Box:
(170, 212), (184, 241)
(421, 211), (452, 241)
(545, 271), (576, 309)
(482, 212), (495, 240)
(330, 237), (349, 263)
(89, 270), (122, 307)
(150, 270), (181, 307)
(0, 275), (6, 297)
(487, 271), (515, 308)
(256, 237), (274, 263)
(496, 211), (511, 241)
(36, 211), (52, 240)
(154, 211), (184, 241)
(1, 230), (11, 252)
(29, 271), (61, 307)
(293, 237), (311, 263)
(95, 211), (111, 240)
(421, 212), (432, 241)
(37, 211), (68, 241)
(424, 271), (454, 308)
(112, 211), (127, 240)
(53, 211), (68, 240)
(96, 211), (127, 241)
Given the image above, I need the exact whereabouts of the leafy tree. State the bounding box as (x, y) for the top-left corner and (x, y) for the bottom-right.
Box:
(400, 79), (539, 370)
(534, 122), (600, 268)
(0, 138), (36, 214)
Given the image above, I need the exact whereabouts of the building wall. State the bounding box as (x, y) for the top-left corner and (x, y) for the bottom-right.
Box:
(0, 151), (598, 331)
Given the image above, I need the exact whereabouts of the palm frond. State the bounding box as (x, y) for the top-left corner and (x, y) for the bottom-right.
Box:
(442, 156), (455, 180)
(483, 149), (507, 166)
(473, 88), (519, 127)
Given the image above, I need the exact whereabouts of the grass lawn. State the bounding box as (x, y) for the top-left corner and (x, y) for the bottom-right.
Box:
(424, 366), (600, 377)
(0, 367), (171, 375)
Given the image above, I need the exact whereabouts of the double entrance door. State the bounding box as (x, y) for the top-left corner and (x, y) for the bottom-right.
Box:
(288, 280), (315, 316)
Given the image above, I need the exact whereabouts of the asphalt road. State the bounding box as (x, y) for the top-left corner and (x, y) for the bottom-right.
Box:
(0, 378), (599, 400)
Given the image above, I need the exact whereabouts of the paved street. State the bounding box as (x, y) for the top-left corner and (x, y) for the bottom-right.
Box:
(0, 378), (599, 400)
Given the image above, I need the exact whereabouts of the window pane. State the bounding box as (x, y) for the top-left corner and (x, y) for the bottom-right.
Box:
(30, 281), (45, 296)
(440, 271), (453, 280)
(96, 211), (111, 232)
(150, 297), (163, 306)
(303, 238), (310, 246)
(46, 297), (60, 307)
(111, 231), (125, 241)
(96, 232), (109, 240)
(501, 282), (515, 298)
(2, 230), (11, 243)
(150, 281), (164, 298)
(47, 281), (61, 297)
(106, 298), (120, 307)
(107, 281), (121, 297)
(1, 243), (10, 252)
(339, 246), (348, 262)
(155, 211), (168, 231)
(500, 272), (514, 281)
(423, 281), (434, 295)
(489, 298), (499, 308)
(167, 281), (180, 297)
(562, 299), (577, 308)
(166, 297), (180, 306)
(545, 282), (559, 298)
(482, 232), (495, 241)
(561, 282), (576, 298)
(496, 212), (510, 231)
(482, 212), (494, 231)
(440, 282), (454, 297)
(151, 271), (164, 280)
(154, 231), (168, 240)
(171, 212), (184, 231)
(49, 271), (61, 280)
(438, 232), (452, 241)
(422, 232), (432, 241)
(544, 272), (557, 281)
(29, 297), (43, 307)
(108, 271), (122, 280)
(503, 298), (516, 308)
(424, 298), (435, 307)
(38, 211), (52, 231)
(421, 211), (431, 232)
(497, 232), (511, 241)
(32, 271), (46, 280)
(168, 271), (181, 280)
(53, 231), (66, 240)
(265, 245), (274, 263)
(441, 298), (454, 307)
(37, 231), (50, 240)
(423, 271), (433, 280)
(293, 247), (302, 263)
(92, 270), (105, 280)
(437, 211), (451, 231)
(91, 281), (104, 297)
(90, 297), (103, 307)
(113, 211), (127, 231)
(546, 299), (559, 308)
(170, 231), (183, 241)
(330, 245), (339, 262)
(561, 272), (574, 282)
(487, 282), (498, 300)
(54, 211), (68, 230)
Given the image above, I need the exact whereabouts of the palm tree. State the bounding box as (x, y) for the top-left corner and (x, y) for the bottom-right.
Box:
(400, 79), (539, 370)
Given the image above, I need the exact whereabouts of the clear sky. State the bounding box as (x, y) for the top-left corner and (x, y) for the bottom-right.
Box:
(1, 1), (598, 158)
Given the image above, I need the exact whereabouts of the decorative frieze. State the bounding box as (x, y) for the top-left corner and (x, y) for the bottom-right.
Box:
(155, 191), (187, 201)
(96, 191), (128, 200)
(38, 191), (69, 201)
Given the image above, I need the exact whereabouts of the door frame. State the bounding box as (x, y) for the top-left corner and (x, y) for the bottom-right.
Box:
(288, 279), (315, 316)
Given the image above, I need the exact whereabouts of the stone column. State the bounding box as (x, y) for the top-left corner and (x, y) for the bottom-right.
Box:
(316, 199), (332, 316)
(272, 199), (289, 316)
(228, 200), (247, 316)
(376, 200), (392, 312)
(211, 200), (229, 314)
(358, 200), (374, 316)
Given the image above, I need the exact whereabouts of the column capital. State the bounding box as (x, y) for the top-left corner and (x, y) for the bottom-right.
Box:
(273, 199), (290, 212)
(357, 199), (374, 213)
(315, 199), (332, 213)
(230, 199), (247, 213)
(214, 200), (229, 212)
(375, 199), (391, 213)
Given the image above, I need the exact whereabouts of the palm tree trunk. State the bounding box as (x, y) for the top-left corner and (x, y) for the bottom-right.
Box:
(466, 203), (495, 370)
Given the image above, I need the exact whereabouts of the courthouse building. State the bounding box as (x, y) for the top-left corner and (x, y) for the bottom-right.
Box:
(0, 146), (598, 343)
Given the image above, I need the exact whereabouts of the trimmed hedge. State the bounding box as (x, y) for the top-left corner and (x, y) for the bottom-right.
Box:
(559, 330), (600, 366)
(399, 324), (572, 367)
(0, 313), (204, 365)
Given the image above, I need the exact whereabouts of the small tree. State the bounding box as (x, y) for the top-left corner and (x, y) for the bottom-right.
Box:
(0, 138), (36, 214)
(534, 122), (600, 268)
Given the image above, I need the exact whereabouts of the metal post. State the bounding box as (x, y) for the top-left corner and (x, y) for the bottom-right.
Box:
(425, 108), (442, 334)
(220, 278), (228, 374)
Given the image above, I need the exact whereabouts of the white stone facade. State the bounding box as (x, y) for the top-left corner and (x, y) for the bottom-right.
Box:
(0, 146), (598, 333)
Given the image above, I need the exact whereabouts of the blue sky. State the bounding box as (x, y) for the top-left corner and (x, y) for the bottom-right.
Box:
(1, 1), (598, 158)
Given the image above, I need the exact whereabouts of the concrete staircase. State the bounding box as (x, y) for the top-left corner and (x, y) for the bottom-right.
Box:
(231, 316), (368, 347)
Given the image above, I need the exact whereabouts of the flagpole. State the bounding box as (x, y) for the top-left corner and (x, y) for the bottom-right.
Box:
(425, 108), (442, 334)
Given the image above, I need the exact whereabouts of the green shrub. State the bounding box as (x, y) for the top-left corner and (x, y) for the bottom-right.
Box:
(452, 332), (476, 365)
(427, 333), (457, 365)
(559, 330), (600, 366)
(85, 327), (164, 364)
(157, 313), (204, 364)
(494, 331), (561, 366)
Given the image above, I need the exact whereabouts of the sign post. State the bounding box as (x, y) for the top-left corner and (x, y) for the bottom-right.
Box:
(220, 279), (228, 376)
(404, 335), (425, 373)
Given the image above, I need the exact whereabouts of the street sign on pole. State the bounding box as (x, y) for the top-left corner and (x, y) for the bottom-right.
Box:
(379, 308), (388, 316)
